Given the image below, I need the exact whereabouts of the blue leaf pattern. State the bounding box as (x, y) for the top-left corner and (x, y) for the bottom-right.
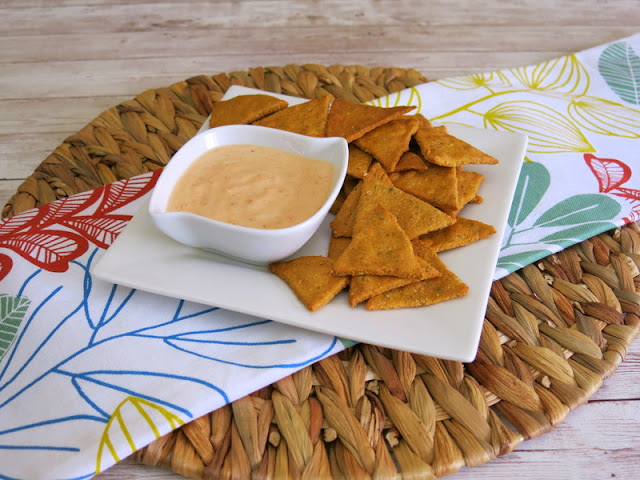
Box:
(0, 247), (341, 479)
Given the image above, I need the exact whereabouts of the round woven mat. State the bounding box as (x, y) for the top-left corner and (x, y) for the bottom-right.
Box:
(4, 65), (640, 479)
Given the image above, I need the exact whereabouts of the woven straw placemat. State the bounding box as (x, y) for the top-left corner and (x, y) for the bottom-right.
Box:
(3, 65), (640, 479)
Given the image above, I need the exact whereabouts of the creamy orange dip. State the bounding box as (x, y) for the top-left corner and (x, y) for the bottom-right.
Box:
(167, 144), (334, 229)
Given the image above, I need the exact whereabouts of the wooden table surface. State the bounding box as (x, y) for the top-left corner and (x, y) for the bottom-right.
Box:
(1, 1), (639, 479)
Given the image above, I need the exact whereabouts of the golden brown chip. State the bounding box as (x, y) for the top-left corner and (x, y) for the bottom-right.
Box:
(414, 113), (433, 128)
(365, 246), (469, 310)
(348, 257), (441, 307)
(415, 125), (499, 167)
(395, 151), (429, 172)
(330, 181), (363, 237)
(209, 94), (288, 128)
(452, 170), (485, 215)
(412, 217), (496, 252)
(353, 117), (420, 171)
(330, 163), (393, 237)
(326, 98), (416, 142)
(332, 169), (454, 238)
(328, 236), (351, 260)
(389, 164), (459, 214)
(329, 188), (347, 215)
(269, 256), (349, 312)
(254, 95), (333, 137)
(367, 162), (394, 185)
(472, 195), (483, 203)
(347, 145), (373, 179)
(333, 203), (424, 279)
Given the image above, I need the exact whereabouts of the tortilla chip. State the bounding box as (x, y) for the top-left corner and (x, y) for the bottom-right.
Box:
(413, 113), (433, 128)
(330, 163), (393, 237)
(348, 257), (441, 306)
(412, 217), (496, 252)
(415, 125), (499, 167)
(209, 94), (288, 128)
(365, 246), (469, 310)
(269, 256), (349, 312)
(333, 203), (424, 279)
(331, 182), (362, 237)
(326, 98), (416, 142)
(472, 195), (483, 203)
(330, 188), (347, 215)
(347, 145), (373, 179)
(453, 170), (485, 215)
(353, 117), (420, 171)
(389, 164), (459, 213)
(328, 236), (351, 260)
(254, 95), (333, 137)
(366, 162), (394, 185)
(332, 170), (454, 238)
(395, 151), (429, 171)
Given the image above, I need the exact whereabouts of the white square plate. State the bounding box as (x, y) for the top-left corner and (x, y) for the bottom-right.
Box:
(91, 87), (527, 361)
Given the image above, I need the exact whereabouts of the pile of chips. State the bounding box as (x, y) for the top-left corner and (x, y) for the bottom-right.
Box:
(208, 93), (499, 311)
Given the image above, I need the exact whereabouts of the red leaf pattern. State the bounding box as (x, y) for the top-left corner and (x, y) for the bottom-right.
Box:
(0, 172), (158, 277)
(584, 153), (632, 192)
(61, 215), (131, 249)
(0, 209), (41, 236)
(95, 170), (160, 215)
(0, 253), (13, 282)
(1, 230), (88, 272)
(27, 190), (102, 229)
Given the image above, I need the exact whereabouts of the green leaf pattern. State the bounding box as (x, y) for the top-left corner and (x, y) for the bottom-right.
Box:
(532, 194), (621, 228)
(508, 161), (550, 228)
(0, 294), (30, 362)
(599, 42), (640, 105)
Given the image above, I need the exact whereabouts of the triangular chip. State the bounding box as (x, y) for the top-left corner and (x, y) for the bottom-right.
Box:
(451, 170), (485, 215)
(330, 181), (363, 237)
(333, 203), (424, 279)
(330, 163), (393, 237)
(332, 169), (454, 238)
(367, 162), (394, 185)
(347, 144), (373, 179)
(269, 256), (349, 312)
(412, 217), (496, 252)
(328, 236), (351, 260)
(353, 117), (420, 171)
(254, 95), (333, 137)
(395, 151), (429, 172)
(348, 257), (441, 307)
(365, 246), (469, 310)
(389, 164), (459, 214)
(415, 125), (499, 166)
(414, 113), (433, 128)
(326, 98), (415, 142)
(209, 94), (288, 128)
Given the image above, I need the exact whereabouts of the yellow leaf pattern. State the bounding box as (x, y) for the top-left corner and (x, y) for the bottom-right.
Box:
(483, 100), (594, 153)
(368, 87), (422, 112)
(95, 396), (184, 473)
(568, 96), (640, 138)
(437, 71), (512, 91)
(510, 54), (590, 94)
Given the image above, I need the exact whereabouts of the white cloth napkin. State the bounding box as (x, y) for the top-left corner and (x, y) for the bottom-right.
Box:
(1, 33), (639, 479)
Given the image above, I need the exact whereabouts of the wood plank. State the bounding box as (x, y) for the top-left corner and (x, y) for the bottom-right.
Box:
(1, 26), (634, 64)
(0, 51), (571, 101)
(1, 0), (637, 37)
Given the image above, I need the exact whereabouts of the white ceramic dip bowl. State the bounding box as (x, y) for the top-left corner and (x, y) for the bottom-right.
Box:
(148, 124), (348, 265)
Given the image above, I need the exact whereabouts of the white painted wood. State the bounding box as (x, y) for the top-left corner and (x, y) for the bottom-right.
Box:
(0, 1), (638, 478)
